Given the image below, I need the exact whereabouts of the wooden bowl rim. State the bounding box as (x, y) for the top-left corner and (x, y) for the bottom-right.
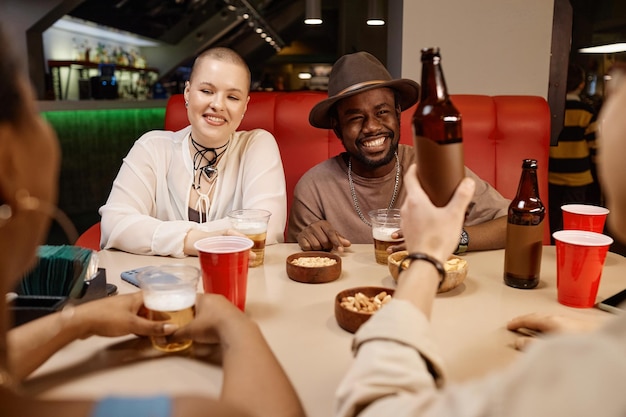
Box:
(388, 251), (467, 268)
(286, 251), (342, 284)
(387, 252), (468, 293)
(286, 251), (342, 264)
(387, 250), (409, 265)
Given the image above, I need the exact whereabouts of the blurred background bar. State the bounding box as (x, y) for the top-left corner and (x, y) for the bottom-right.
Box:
(0, 0), (624, 253)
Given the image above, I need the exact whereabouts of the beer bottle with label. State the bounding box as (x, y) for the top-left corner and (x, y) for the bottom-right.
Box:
(412, 47), (465, 207)
(504, 159), (545, 289)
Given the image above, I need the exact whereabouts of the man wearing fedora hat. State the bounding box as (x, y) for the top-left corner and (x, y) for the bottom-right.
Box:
(287, 51), (509, 253)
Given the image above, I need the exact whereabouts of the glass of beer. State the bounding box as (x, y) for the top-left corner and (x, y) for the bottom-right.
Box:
(137, 264), (199, 352)
(227, 209), (271, 267)
(369, 208), (404, 265)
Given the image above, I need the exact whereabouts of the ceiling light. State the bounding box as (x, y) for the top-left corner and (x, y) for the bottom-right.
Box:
(579, 43), (626, 54)
(51, 16), (159, 47)
(230, 0), (287, 51)
(298, 72), (312, 80)
(367, 19), (385, 26)
(366, 0), (385, 26)
(223, 0), (237, 8)
(305, 0), (322, 25)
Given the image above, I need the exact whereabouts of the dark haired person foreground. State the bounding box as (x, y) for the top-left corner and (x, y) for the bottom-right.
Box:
(99, 47), (287, 257)
(0, 26), (304, 417)
(333, 72), (626, 416)
(287, 52), (509, 254)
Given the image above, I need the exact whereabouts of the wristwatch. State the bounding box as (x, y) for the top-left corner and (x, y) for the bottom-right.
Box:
(455, 228), (469, 254)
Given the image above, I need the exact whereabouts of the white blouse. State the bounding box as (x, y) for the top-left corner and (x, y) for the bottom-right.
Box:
(99, 126), (287, 257)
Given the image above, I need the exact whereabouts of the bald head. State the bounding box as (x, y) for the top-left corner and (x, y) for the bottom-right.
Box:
(189, 47), (251, 92)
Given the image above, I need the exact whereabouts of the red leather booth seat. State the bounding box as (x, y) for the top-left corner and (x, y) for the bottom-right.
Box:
(165, 92), (551, 243)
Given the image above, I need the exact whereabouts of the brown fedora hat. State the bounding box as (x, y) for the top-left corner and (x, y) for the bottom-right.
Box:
(309, 51), (420, 129)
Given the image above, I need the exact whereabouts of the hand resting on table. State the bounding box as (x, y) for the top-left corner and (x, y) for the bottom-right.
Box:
(507, 312), (601, 350)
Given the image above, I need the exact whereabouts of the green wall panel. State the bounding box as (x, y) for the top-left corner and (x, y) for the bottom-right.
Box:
(41, 107), (165, 240)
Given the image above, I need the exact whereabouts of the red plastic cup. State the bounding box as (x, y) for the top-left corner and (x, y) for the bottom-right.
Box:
(553, 230), (613, 308)
(194, 236), (254, 311)
(561, 204), (610, 233)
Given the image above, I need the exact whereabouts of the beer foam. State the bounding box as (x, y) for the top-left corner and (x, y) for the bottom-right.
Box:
(236, 222), (267, 235)
(372, 226), (402, 242)
(143, 289), (196, 311)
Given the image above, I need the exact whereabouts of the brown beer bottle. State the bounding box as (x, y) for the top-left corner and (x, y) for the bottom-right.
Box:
(412, 47), (465, 207)
(504, 159), (545, 289)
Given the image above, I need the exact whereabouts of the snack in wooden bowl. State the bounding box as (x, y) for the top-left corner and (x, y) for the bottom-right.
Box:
(286, 251), (342, 284)
(334, 286), (394, 333)
(387, 251), (468, 293)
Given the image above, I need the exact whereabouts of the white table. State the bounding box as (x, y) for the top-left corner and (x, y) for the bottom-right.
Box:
(23, 244), (626, 417)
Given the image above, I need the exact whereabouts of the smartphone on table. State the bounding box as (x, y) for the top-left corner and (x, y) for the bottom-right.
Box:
(120, 266), (153, 288)
(596, 288), (626, 314)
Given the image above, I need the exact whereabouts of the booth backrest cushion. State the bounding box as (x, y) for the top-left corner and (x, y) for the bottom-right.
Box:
(165, 92), (551, 243)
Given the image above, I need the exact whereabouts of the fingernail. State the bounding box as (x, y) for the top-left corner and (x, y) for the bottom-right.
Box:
(163, 323), (179, 333)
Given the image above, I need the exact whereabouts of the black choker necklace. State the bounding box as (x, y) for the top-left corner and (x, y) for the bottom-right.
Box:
(191, 134), (229, 188)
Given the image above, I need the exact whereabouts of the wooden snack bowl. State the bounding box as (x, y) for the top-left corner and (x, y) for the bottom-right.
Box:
(286, 251), (342, 284)
(334, 286), (394, 334)
(388, 251), (468, 293)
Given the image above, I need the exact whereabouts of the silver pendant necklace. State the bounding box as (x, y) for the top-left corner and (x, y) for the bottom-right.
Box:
(191, 133), (230, 223)
(191, 134), (229, 190)
(348, 151), (400, 227)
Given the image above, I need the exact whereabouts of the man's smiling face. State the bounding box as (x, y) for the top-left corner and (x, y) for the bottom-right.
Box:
(333, 87), (401, 172)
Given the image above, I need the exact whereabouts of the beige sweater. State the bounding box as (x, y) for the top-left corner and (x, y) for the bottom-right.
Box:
(288, 144), (509, 243)
(336, 299), (626, 417)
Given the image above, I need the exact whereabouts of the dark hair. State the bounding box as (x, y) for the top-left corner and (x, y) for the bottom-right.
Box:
(0, 25), (23, 123)
(566, 63), (585, 93)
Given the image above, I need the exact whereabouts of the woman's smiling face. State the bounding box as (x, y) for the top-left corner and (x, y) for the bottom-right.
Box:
(184, 56), (250, 145)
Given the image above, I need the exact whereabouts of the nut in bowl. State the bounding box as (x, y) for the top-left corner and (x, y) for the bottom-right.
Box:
(387, 251), (468, 293)
(286, 251), (342, 284)
(335, 286), (394, 333)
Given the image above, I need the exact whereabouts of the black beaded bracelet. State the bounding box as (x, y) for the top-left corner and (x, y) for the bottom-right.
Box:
(398, 252), (446, 288)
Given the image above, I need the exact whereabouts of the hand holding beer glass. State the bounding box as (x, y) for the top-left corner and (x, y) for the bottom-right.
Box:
(137, 264), (199, 352)
(369, 208), (404, 264)
(227, 209), (271, 267)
